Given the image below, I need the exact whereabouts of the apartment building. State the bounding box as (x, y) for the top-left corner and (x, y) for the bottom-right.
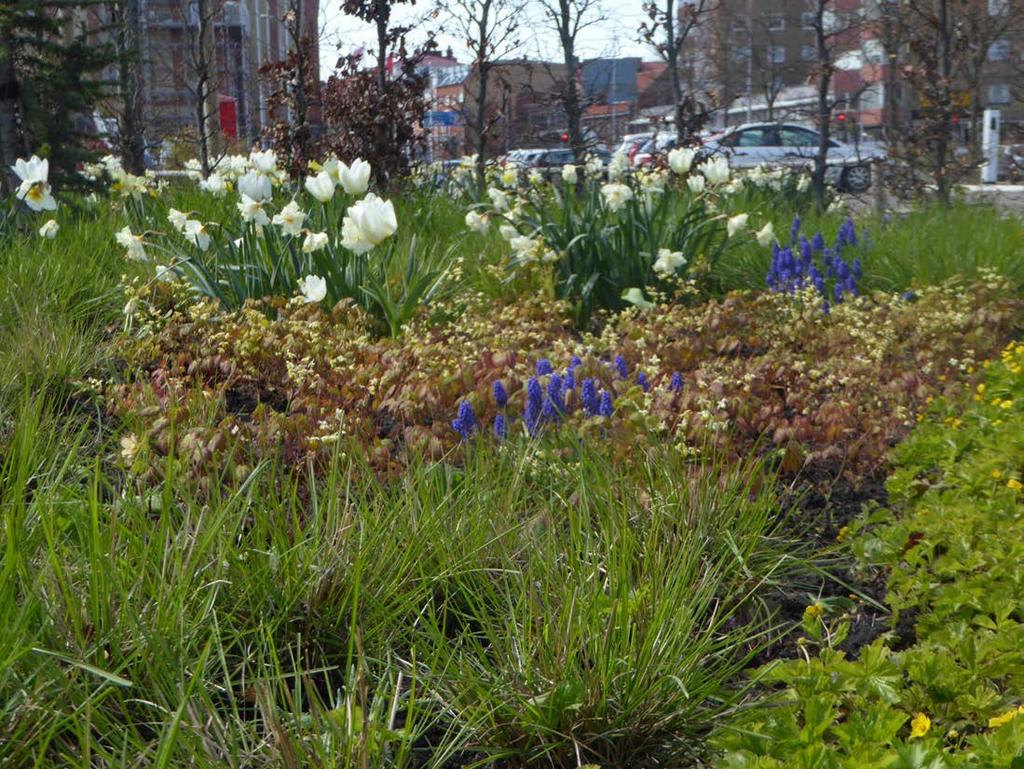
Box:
(138, 0), (319, 150)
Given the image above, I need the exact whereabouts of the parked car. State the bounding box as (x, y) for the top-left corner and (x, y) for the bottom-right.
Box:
(698, 122), (886, 192)
(616, 133), (654, 164)
(631, 133), (681, 168)
(507, 147), (610, 179)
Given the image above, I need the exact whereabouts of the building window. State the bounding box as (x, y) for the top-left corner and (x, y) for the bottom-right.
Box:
(861, 84), (885, 110)
(801, 45), (816, 61)
(768, 14), (785, 31)
(988, 84), (1011, 104)
(801, 11), (816, 28)
(988, 39), (1011, 61)
(767, 46), (786, 64)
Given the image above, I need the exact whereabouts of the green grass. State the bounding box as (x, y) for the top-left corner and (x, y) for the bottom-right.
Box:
(0, 396), (803, 768)
(714, 202), (1024, 295)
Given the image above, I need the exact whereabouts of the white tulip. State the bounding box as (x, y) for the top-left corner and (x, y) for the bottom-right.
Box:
(653, 248), (686, 275)
(340, 193), (397, 254)
(115, 226), (147, 261)
(699, 156), (730, 185)
(183, 219), (211, 251)
(585, 154), (604, 177)
(11, 155), (57, 211)
(237, 194), (270, 226)
(499, 224), (518, 241)
(272, 200), (307, 237)
(561, 164), (578, 184)
(249, 149), (278, 175)
(465, 210), (489, 234)
(237, 170), (272, 202)
(305, 170), (336, 203)
(755, 221), (776, 247)
(668, 147), (697, 175)
(337, 158), (371, 195)
(302, 231), (329, 253)
(297, 274), (327, 304)
(687, 174), (706, 194)
(727, 213), (749, 238)
(38, 219), (59, 239)
(601, 182), (634, 212)
(509, 235), (538, 261)
(199, 173), (228, 197)
(184, 158), (203, 180)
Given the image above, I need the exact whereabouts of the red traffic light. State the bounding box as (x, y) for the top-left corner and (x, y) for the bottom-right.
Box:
(560, 132), (570, 142)
(836, 113), (847, 122)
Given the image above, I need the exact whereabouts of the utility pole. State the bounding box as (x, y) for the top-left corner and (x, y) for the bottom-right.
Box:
(745, 0), (753, 123)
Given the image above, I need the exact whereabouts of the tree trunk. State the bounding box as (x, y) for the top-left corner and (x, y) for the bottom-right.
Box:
(811, 0), (832, 211)
(934, 0), (952, 206)
(473, 0), (492, 191)
(0, 29), (24, 193)
(557, 0), (585, 159)
(114, 0), (147, 174)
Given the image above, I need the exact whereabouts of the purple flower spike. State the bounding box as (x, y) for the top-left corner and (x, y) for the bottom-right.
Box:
(581, 378), (599, 415)
(536, 358), (554, 376)
(614, 355), (629, 378)
(598, 391), (614, 418)
(494, 413), (508, 439)
(670, 372), (684, 392)
(452, 400), (477, 440)
(637, 371), (650, 392)
(493, 380), (509, 408)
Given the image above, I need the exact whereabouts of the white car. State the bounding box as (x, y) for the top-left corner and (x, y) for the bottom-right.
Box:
(700, 123), (886, 192)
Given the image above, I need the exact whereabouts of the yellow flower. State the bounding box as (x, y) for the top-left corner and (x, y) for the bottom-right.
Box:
(1007, 479), (1022, 491)
(804, 603), (823, 620)
(977, 383), (987, 394)
(988, 707), (1024, 729)
(910, 712), (931, 739)
(836, 525), (850, 543)
(992, 469), (1003, 480)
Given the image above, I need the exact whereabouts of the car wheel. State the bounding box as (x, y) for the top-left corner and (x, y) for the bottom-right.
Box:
(842, 164), (872, 193)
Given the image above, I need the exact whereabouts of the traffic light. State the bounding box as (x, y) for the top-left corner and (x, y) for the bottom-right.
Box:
(836, 112), (847, 123)
(560, 132), (570, 143)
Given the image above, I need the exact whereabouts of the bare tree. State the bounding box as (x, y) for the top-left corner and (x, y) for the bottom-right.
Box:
(167, 0), (221, 175)
(443, 0), (524, 188)
(639, 0), (711, 141)
(108, 0), (147, 173)
(537, 0), (604, 159)
(0, 29), (24, 192)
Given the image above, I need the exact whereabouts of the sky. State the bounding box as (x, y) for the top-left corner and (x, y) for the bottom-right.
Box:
(317, 0), (653, 78)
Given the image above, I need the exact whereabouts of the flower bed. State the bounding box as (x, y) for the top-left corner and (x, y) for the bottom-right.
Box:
(713, 340), (1024, 768)
(106, 275), (1021, 488)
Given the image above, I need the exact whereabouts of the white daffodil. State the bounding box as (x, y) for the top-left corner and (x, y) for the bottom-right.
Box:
(687, 174), (706, 194)
(501, 164), (519, 188)
(601, 182), (634, 212)
(487, 187), (509, 212)
(698, 156), (730, 185)
(199, 173), (228, 197)
(297, 274), (327, 304)
(608, 152), (630, 181)
(585, 154), (604, 178)
(249, 149), (278, 175)
(183, 219), (211, 251)
(237, 170), (272, 201)
(528, 169), (543, 185)
(499, 223), (518, 241)
(38, 219), (59, 239)
(221, 154), (250, 180)
(726, 213), (749, 238)
(755, 221), (776, 247)
(509, 235), (538, 261)
(668, 147), (697, 175)
(167, 208), (189, 232)
(302, 231), (329, 253)
(237, 194), (270, 226)
(337, 158), (371, 195)
(12, 155), (57, 211)
(561, 164), (578, 184)
(184, 158), (203, 180)
(653, 248), (686, 275)
(305, 170), (336, 203)
(465, 210), (489, 234)
(272, 200), (307, 236)
(797, 175), (811, 192)
(115, 226), (147, 261)
(340, 193), (397, 254)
